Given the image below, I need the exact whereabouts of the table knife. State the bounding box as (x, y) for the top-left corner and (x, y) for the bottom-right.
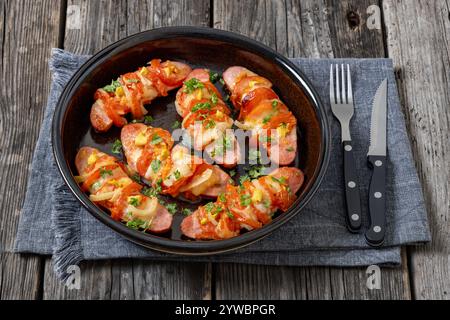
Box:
(365, 78), (388, 247)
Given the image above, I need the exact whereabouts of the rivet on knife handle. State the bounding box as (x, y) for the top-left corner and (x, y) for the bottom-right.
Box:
(365, 155), (387, 246)
(343, 141), (362, 232)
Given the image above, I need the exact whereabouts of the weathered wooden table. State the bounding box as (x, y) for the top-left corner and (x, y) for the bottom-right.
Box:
(1, 0), (448, 300)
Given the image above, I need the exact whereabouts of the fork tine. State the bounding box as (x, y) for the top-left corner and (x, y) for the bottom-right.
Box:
(341, 64), (346, 104)
(330, 65), (335, 104)
(347, 64), (353, 104)
(335, 64), (341, 104)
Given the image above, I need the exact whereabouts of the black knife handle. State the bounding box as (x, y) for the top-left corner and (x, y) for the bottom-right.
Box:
(365, 155), (387, 247)
(342, 141), (362, 232)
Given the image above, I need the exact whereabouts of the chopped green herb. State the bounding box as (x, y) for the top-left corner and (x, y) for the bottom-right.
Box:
(126, 218), (148, 230)
(271, 176), (287, 185)
(128, 197), (141, 207)
(181, 208), (193, 216)
(151, 134), (163, 145)
(171, 120), (181, 129)
(262, 115), (272, 124)
(126, 78), (140, 83)
(229, 170), (236, 177)
(240, 194), (252, 207)
(263, 199), (271, 209)
(248, 166), (264, 179)
(103, 79), (121, 93)
(173, 170), (181, 180)
(191, 102), (211, 113)
(130, 172), (140, 183)
(218, 193), (226, 202)
(151, 159), (161, 173)
(144, 115), (154, 124)
(166, 203), (178, 215)
(111, 139), (123, 154)
(183, 78), (204, 93)
(259, 135), (272, 143)
(248, 149), (261, 162)
(219, 78), (225, 86)
(209, 71), (220, 83)
(223, 136), (232, 150)
(205, 202), (215, 212)
(286, 146), (294, 152)
(205, 119), (216, 129)
(224, 94), (230, 101)
(272, 100), (278, 108)
(226, 210), (234, 219)
(211, 92), (219, 105)
(99, 167), (113, 178)
(239, 175), (250, 184)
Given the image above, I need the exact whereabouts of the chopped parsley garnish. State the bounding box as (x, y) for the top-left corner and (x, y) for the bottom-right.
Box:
(218, 193), (226, 202)
(248, 166), (264, 179)
(183, 78), (204, 93)
(151, 134), (163, 145)
(111, 139), (122, 154)
(262, 115), (272, 124)
(171, 120), (181, 129)
(239, 175), (250, 184)
(151, 159), (161, 173)
(142, 179), (162, 197)
(229, 170), (236, 177)
(126, 218), (148, 230)
(211, 92), (219, 105)
(128, 197), (141, 207)
(144, 115), (154, 124)
(173, 170), (181, 180)
(272, 100), (278, 108)
(103, 79), (121, 93)
(271, 176), (287, 185)
(286, 146), (294, 152)
(248, 149), (261, 162)
(181, 208), (193, 216)
(209, 71), (220, 83)
(223, 136), (232, 150)
(126, 78), (139, 83)
(263, 199), (271, 208)
(99, 167), (113, 178)
(240, 194), (252, 207)
(259, 135), (272, 143)
(191, 102), (211, 113)
(130, 172), (140, 183)
(204, 119), (216, 129)
(204, 202), (215, 213)
(219, 78), (225, 86)
(166, 203), (178, 215)
(226, 210), (234, 219)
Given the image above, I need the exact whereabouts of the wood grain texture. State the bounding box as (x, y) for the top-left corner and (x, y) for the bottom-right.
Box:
(42, 0), (211, 300)
(213, 0), (410, 300)
(0, 0), (62, 299)
(43, 260), (211, 300)
(383, 0), (450, 300)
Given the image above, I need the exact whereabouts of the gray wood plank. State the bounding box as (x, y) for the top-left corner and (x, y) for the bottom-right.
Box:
(0, 0), (63, 299)
(213, 0), (410, 300)
(43, 0), (212, 300)
(383, 0), (450, 300)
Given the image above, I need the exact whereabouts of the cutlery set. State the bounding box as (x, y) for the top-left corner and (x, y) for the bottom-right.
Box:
(330, 64), (387, 247)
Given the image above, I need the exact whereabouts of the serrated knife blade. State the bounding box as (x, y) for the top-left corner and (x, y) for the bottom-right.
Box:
(368, 79), (387, 156)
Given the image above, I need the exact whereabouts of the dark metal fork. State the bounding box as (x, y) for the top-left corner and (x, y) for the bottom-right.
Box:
(330, 64), (362, 232)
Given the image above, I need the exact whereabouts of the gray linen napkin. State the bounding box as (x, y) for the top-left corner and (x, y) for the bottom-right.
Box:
(14, 49), (430, 279)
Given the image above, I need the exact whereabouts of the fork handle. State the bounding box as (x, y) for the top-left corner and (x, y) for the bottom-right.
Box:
(343, 141), (362, 232)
